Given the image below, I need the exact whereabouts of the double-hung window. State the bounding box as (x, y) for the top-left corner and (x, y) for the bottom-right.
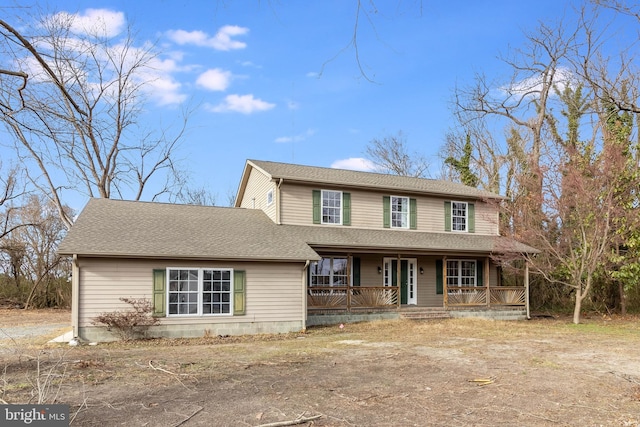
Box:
(451, 202), (468, 232)
(168, 268), (232, 315)
(266, 189), (274, 206)
(446, 260), (477, 287)
(310, 257), (349, 286)
(391, 196), (409, 228)
(322, 190), (342, 224)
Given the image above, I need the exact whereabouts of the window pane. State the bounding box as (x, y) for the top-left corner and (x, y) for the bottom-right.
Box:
(201, 269), (232, 316)
(322, 190), (341, 224)
(391, 196), (409, 228)
(452, 202), (467, 231)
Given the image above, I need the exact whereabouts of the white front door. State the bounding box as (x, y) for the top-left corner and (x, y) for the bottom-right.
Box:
(383, 257), (417, 305)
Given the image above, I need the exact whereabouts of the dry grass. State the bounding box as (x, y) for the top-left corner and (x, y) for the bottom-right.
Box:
(2, 312), (640, 426)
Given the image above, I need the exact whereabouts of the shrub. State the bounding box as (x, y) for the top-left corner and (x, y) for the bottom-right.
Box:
(92, 298), (159, 340)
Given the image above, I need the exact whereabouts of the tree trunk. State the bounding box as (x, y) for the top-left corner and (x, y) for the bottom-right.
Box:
(618, 280), (627, 315)
(573, 287), (583, 324)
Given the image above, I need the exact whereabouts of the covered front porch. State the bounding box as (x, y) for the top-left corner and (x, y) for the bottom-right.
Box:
(306, 252), (529, 317)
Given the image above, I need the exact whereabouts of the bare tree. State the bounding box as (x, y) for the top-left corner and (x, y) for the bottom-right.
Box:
(365, 131), (429, 178)
(0, 10), (188, 229)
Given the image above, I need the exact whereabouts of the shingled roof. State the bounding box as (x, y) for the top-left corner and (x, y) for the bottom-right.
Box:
(239, 159), (504, 201)
(60, 198), (537, 259)
(280, 225), (539, 254)
(58, 198), (320, 261)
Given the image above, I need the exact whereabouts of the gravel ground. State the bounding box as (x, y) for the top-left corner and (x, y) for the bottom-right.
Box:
(0, 308), (71, 342)
(0, 323), (71, 340)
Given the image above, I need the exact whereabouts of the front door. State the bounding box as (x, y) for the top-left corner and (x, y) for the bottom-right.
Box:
(383, 258), (417, 305)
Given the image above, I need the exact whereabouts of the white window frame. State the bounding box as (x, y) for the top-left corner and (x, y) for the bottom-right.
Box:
(446, 260), (477, 287)
(309, 256), (350, 286)
(321, 190), (343, 225)
(266, 189), (274, 206)
(390, 195), (410, 229)
(451, 201), (468, 232)
(166, 267), (234, 317)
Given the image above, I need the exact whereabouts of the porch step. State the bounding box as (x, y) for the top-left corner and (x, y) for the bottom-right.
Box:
(400, 310), (451, 320)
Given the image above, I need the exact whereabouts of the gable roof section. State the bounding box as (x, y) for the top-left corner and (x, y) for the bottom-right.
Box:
(58, 198), (320, 261)
(281, 225), (539, 255)
(235, 159), (504, 205)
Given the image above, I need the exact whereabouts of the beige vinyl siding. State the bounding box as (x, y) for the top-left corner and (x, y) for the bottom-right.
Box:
(238, 167), (277, 221)
(416, 256), (444, 307)
(280, 183), (500, 235)
(358, 254), (384, 287)
(77, 257), (304, 327)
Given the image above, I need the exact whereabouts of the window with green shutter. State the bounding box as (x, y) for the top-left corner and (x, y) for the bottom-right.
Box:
(313, 189), (347, 225)
(162, 268), (242, 316)
(446, 201), (474, 233)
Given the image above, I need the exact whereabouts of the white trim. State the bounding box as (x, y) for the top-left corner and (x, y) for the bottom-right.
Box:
(309, 256), (351, 286)
(445, 259), (477, 287)
(382, 257), (418, 305)
(166, 267), (234, 317)
(451, 201), (468, 232)
(321, 189), (343, 225)
(390, 195), (410, 229)
(266, 188), (274, 206)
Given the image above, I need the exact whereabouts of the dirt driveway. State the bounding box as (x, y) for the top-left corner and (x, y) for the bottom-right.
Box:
(1, 310), (640, 426)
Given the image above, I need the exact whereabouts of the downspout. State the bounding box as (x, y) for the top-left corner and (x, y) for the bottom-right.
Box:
(71, 254), (80, 338)
(276, 178), (283, 225)
(302, 260), (310, 331)
(525, 261), (530, 320)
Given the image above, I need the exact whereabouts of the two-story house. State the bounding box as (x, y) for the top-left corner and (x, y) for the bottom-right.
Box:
(59, 159), (537, 341)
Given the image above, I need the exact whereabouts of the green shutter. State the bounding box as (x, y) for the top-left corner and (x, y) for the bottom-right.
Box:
(410, 198), (417, 230)
(152, 269), (166, 317)
(353, 257), (360, 286)
(468, 203), (475, 233)
(312, 190), (321, 224)
(444, 201), (451, 232)
(343, 192), (351, 226)
(383, 196), (390, 228)
(436, 260), (443, 295)
(234, 270), (246, 315)
(476, 260), (483, 287)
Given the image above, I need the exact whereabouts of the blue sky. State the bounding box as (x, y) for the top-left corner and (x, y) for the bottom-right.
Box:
(3, 0), (587, 209)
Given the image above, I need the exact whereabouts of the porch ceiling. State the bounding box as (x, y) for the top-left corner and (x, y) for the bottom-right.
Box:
(281, 225), (539, 255)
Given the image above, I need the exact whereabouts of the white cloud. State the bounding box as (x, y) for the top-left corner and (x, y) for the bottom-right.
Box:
(306, 71), (320, 78)
(274, 129), (316, 143)
(331, 158), (376, 172)
(147, 78), (187, 105)
(286, 100), (300, 110)
(50, 9), (125, 37)
(196, 68), (232, 91)
(166, 25), (249, 51)
(501, 67), (575, 99)
(209, 94), (275, 114)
